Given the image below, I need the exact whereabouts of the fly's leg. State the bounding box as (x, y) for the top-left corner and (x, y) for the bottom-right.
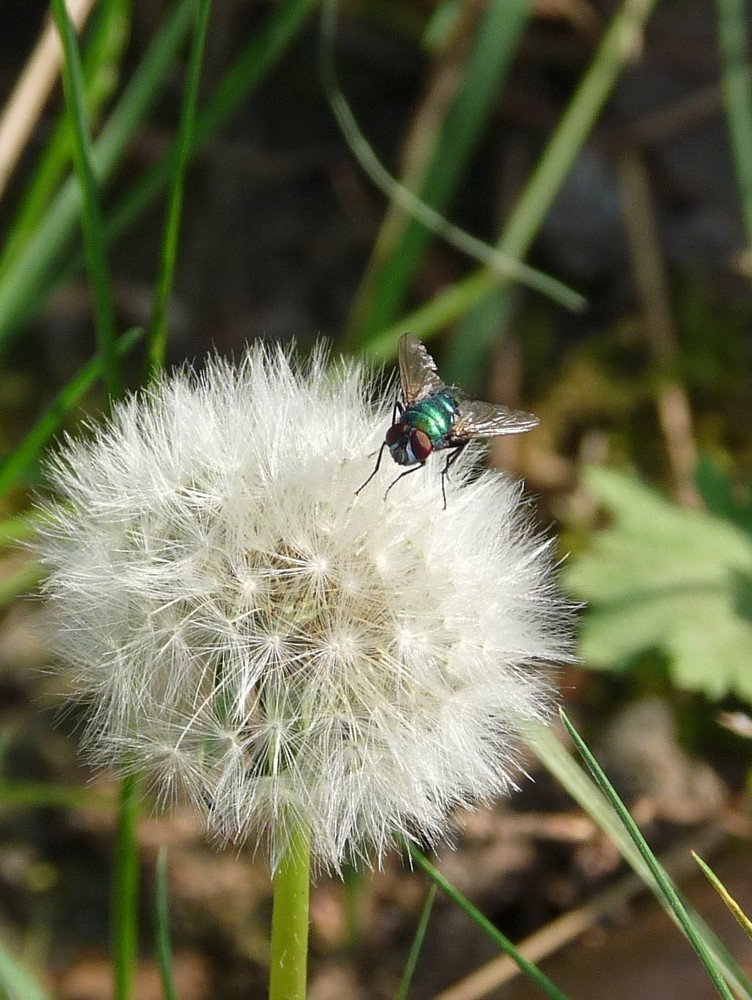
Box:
(356, 397), (405, 495)
(440, 441), (469, 509)
(355, 441), (388, 497)
(384, 462), (425, 501)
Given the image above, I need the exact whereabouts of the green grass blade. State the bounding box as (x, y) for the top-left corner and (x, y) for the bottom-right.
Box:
(155, 847), (179, 1000)
(407, 845), (572, 1000)
(0, 0), (195, 353)
(364, 267), (493, 361)
(532, 723), (752, 999)
(189, 0), (312, 149)
(0, 327), (143, 499)
(717, 0), (752, 246)
(113, 772), (141, 1000)
(529, 722), (656, 879)
(444, 0), (659, 383)
(365, 0), (657, 371)
(50, 0), (122, 400)
(147, 0), (212, 379)
(0, 0), (312, 349)
(346, 0), (527, 344)
(395, 882), (437, 1000)
(0, 0), (131, 280)
(558, 710), (737, 1000)
(321, 0), (584, 324)
(0, 941), (52, 1000)
(0, 779), (113, 811)
(694, 853), (752, 942)
(100, 0), (313, 254)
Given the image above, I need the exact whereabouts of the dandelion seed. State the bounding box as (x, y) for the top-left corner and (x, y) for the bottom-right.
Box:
(36, 341), (571, 871)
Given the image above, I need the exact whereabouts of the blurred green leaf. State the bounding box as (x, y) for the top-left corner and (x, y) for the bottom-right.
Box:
(0, 946), (51, 1000)
(0, 0), (195, 352)
(0, 561), (44, 608)
(696, 456), (752, 536)
(565, 466), (752, 701)
(0, 327), (143, 499)
(0, 0), (312, 350)
(718, 0), (752, 247)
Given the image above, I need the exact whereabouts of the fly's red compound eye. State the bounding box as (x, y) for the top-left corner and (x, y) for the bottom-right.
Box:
(386, 423), (407, 446)
(410, 429), (432, 461)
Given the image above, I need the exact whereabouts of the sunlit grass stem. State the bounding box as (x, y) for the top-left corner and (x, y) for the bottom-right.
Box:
(717, 0), (752, 248)
(50, 0), (122, 401)
(147, 0), (212, 379)
(364, 0), (658, 368)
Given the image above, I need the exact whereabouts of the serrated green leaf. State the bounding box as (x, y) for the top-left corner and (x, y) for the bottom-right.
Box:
(565, 467), (752, 701)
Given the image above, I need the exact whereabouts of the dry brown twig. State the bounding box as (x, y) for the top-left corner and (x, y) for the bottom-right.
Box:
(617, 150), (701, 508)
(0, 0), (96, 200)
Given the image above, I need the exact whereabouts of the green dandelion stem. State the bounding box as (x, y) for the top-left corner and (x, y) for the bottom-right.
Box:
(269, 821), (312, 1000)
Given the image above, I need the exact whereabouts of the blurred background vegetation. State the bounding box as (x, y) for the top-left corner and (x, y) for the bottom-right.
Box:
(0, 0), (751, 998)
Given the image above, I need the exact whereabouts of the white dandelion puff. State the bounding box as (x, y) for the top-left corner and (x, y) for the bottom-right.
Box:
(35, 341), (571, 871)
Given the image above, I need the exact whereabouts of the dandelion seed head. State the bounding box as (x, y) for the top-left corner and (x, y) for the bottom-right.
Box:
(36, 341), (571, 871)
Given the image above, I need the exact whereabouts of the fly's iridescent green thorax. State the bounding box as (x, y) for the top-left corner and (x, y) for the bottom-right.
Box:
(355, 334), (540, 508)
(403, 389), (458, 446)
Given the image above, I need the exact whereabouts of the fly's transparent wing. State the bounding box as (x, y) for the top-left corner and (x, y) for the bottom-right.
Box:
(398, 333), (446, 402)
(451, 398), (539, 439)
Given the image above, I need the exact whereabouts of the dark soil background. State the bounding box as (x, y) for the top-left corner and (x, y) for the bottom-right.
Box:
(0, 2), (751, 998)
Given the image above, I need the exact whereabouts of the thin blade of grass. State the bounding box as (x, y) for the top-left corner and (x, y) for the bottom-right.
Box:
(345, 0), (528, 345)
(407, 845), (572, 1000)
(532, 722), (752, 999)
(0, 0), (312, 349)
(0, 0), (131, 281)
(557, 710), (737, 1000)
(717, 0), (752, 247)
(320, 0), (585, 321)
(395, 882), (437, 1000)
(113, 771), (141, 1000)
(97, 0), (313, 253)
(155, 847), (179, 1000)
(147, 0), (212, 379)
(50, 0), (122, 400)
(0, 327), (143, 499)
(694, 852), (752, 942)
(0, 779), (113, 811)
(0, 0), (195, 352)
(364, 0), (657, 371)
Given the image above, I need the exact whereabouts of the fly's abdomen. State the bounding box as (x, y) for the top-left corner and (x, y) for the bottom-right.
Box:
(404, 391), (458, 445)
